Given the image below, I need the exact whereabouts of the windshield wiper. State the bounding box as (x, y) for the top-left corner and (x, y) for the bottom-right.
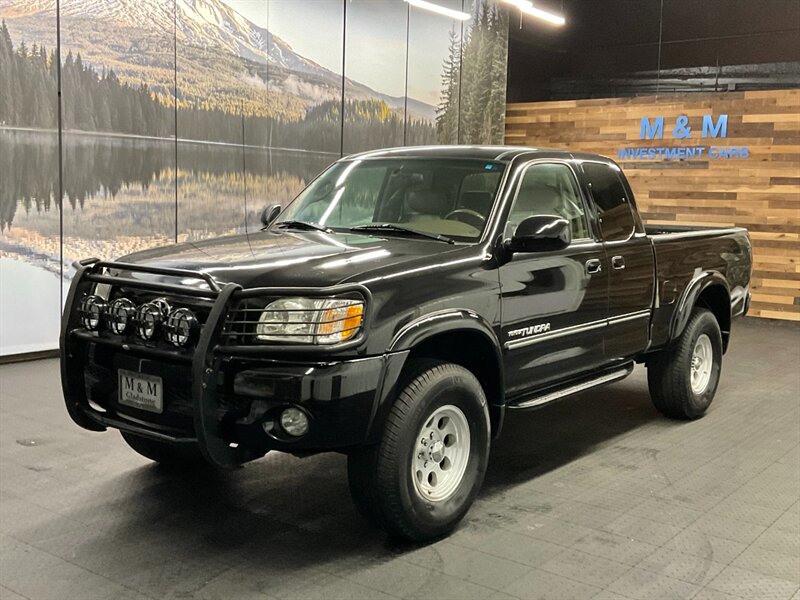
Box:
(349, 224), (454, 244)
(274, 220), (332, 233)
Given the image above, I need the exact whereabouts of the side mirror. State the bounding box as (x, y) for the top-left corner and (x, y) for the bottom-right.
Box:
(508, 215), (571, 254)
(260, 204), (282, 229)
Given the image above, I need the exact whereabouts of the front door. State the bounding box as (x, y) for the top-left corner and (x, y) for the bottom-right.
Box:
(499, 161), (608, 399)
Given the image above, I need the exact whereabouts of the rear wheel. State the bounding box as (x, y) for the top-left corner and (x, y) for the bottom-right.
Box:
(120, 431), (207, 467)
(347, 360), (490, 541)
(647, 308), (723, 420)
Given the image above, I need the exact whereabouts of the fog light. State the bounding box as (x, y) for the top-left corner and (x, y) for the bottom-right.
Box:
(279, 407), (309, 437)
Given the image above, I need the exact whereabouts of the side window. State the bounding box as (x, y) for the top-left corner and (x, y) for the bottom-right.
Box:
(507, 163), (589, 240)
(582, 162), (636, 241)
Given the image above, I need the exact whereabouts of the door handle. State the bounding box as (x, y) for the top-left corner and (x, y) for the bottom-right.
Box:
(585, 258), (602, 274)
(612, 256), (625, 270)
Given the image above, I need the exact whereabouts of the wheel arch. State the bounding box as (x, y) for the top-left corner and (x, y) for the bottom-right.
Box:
(377, 310), (505, 439)
(670, 272), (732, 353)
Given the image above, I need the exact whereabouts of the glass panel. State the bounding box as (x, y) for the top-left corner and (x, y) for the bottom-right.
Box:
(266, 0), (343, 155)
(0, 8), (61, 354)
(506, 0), (661, 101)
(582, 162), (635, 241)
(176, 1), (269, 240)
(244, 146), (337, 232)
(406, 0), (457, 145)
(459, 0), (509, 143)
(658, 0), (800, 95)
(509, 163), (589, 239)
(60, 0), (177, 266)
(278, 158), (506, 241)
(342, 0), (408, 154)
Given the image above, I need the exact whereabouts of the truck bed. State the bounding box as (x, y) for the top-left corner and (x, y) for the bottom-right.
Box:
(645, 224), (747, 238)
(646, 225), (752, 351)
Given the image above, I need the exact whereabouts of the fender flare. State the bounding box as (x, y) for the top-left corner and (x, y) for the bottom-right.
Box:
(389, 308), (503, 369)
(364, 309), (505, 443)
(668, 270), (731, 343)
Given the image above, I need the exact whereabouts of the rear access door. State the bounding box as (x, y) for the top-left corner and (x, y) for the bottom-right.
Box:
(579, 160), (655, 362)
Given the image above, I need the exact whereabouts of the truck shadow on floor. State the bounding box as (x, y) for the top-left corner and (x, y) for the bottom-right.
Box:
(35, 375), (666, 590)
(483, 374), (662, 493)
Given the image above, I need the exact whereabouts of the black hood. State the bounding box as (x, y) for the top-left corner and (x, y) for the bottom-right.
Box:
(118, 229), (463, 289)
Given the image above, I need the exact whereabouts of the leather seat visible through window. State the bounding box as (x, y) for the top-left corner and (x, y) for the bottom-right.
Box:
(405, 188), (448, 222)
(507, 183), (564, 236)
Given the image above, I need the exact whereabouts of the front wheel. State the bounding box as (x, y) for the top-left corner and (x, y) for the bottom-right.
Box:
(348, 360), (490, 541)
(647, 307), (723, 420)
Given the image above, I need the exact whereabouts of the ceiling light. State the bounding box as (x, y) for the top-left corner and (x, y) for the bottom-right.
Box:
(521, 3), (565, 25)
(404, 0), (471, 21)
(502, 0), (565, 26)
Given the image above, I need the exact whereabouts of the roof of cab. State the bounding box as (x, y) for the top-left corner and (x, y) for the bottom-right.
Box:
(343, 145), (576, 162)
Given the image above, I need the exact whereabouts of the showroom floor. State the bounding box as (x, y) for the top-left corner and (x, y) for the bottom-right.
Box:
(0, 318), (798, 600)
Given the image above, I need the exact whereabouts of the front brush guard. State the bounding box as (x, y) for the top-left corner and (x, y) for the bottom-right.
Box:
(60, 258), (250, 468)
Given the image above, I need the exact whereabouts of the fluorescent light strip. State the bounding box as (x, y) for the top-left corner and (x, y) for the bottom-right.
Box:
(521, 3), (565, 25)
(404, 0), (472, 21)
(501, 0), (565, 26)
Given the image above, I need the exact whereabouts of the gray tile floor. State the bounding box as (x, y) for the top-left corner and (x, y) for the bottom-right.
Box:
(0, 317), (798, 600)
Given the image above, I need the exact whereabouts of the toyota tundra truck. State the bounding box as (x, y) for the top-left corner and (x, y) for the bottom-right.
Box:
(61, 146), (752, 541)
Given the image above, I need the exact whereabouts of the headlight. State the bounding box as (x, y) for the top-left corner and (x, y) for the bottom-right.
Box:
(79, 295), (107, 331)
(108, 298), (136, 335)
(256, 297), (364, 344)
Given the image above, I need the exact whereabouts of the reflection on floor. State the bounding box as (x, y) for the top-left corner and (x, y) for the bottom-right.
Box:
(0, 318), (798, 600)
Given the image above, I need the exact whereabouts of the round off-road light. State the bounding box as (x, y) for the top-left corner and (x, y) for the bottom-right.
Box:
(165, 307), (198, 347)
(279, 407), (309, 437)
(79, 295), (107, 331)
(108, 298), (136, 335)
(135, 302), (165, 340)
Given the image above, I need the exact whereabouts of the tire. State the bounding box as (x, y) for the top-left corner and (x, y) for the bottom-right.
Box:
(347, 360), (490, 542)
(120, 431), (207, 467)
(647, 307), (723, 420)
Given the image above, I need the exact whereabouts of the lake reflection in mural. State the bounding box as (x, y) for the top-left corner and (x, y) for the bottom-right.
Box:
(1, 130), (333, 266)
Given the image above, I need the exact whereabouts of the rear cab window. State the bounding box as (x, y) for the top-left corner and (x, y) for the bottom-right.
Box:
(581, 162), (638, 242)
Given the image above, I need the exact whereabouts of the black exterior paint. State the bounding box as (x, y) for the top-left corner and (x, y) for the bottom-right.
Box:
(60, 146), (753, 465)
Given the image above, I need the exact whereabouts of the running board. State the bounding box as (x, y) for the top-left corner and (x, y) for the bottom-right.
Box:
(507, 364), (634, 410)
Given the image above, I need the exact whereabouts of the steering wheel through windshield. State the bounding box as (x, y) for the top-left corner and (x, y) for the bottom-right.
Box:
(445, 209), (486, 231)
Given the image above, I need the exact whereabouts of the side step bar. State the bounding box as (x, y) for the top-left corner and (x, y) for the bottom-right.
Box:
(507, 364), (634, 410)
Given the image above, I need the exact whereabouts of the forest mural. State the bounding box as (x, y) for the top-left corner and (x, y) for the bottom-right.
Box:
(0, 0), (509, 355)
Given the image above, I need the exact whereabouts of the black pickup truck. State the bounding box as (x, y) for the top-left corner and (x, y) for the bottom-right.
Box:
(61, 146), (752, 541)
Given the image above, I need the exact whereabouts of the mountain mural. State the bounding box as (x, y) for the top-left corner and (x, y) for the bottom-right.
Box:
(0, 0), (509, 355)
(0, 0), (436, 122)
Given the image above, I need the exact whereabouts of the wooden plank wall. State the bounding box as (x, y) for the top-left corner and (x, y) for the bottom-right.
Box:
(505, 90), (800, 321)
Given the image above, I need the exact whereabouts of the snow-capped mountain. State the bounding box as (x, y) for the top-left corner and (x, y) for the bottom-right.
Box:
(5, 0), (331, 76)
(1, 0), (436, 120)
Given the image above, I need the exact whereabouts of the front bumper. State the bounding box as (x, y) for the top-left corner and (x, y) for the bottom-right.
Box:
(61, 259), (402, 467)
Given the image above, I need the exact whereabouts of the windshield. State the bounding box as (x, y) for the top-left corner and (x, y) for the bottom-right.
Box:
(276, 158), (506, 242)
